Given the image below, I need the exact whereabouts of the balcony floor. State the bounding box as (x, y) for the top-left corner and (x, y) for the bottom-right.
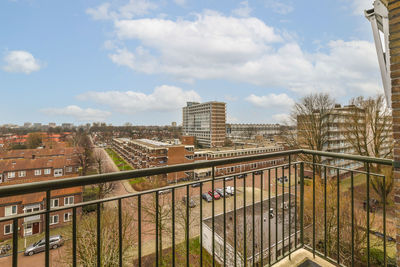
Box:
(273, 249), (335, 267)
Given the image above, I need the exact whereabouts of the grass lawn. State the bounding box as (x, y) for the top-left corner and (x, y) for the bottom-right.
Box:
(339, 173), (366, 192)
(105, 148), (133, 171)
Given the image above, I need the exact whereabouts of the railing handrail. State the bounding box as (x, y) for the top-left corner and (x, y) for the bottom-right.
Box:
(0, 149), (393, 198)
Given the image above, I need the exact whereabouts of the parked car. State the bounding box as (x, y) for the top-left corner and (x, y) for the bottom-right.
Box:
(269, 208), (274, 219)
(363, 198), (379, 213)
(224, 176), (233, 181)
(191, 182), (201, 188)
(158, 189), (172, 195)
(225, 186), (235, 195)
(254, 170), (263, 175)
(24, 235), (64, 256)
(182, 196), (197, 208)
(202, 193), (212, 202)
(216, 188), (225, 197)
(208, 190), (220, 200)
(237, 174), (247, 179)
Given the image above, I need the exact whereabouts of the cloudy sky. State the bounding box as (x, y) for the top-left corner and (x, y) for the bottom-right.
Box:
(0, 0), (381, 125)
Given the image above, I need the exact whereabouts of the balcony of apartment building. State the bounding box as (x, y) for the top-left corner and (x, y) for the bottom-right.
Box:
(0, 149), (394, 267)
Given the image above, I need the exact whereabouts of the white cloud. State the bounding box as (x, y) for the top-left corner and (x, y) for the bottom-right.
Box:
(86, 0), (157, 20)
(77, 85), (201, 113)
(265, 0), (294, 15)
(42, 105), (111, 122)
(350, 0), (374, 15)
(174, 0), (186, 6)
(232, 1), (252, 17)
(108, 11), (381, 98)
(2, 50), (41, 74)
(271, 113), (290, 123)
(246, 93), (295, 109)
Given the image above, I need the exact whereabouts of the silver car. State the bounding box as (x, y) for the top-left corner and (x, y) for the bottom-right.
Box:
(24, 235), (64, 256)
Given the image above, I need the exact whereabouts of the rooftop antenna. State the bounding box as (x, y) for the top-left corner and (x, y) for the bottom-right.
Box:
(365, 0), (391, 107)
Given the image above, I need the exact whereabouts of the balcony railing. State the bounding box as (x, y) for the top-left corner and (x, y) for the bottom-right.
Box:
(0, 149), (393, 267)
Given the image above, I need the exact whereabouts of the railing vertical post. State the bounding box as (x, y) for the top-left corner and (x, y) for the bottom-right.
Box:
(155, 192), (159, 267)
(366, 163), (370, 267)
(295, 163), (298, 249)
(186, 185), (189, 267)
(12, 218), (18, 267)
(45, 190), (50, 267)
(260, 171), (264, 267)
(72, 206), (77, 267)
(268, 168), (271, 266)
(234, 175), (237, 267)
(243, 171), (247, 266)
(212, 166), (215, 267)
(275, 167), (278, 261)
(223, 177), (226, 267)
(118, 198), (123, 267)
(172, 188), (176, 267)
(312, 155), (316, 258)
(200, 183), (203, 266)
(288, 155), (292, 260)
(300, 162), (304, 247)
(383, 174), (387, 267)
(324, 166), (327, 258)
(336, 168), (340, 266)
(138, 195), (142, 267)
(281, 165), (285, 258)
(252, 172), (255, 267)
(97, 202), (101, 267)
(351, 171), (354, 267)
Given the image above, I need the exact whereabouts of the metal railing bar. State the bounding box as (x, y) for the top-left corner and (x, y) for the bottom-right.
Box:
(303, 162), (385, 177)
(234, 175), (237, 267)
(186, 185), (189, 267)
(312, 155), (316, 258)
(138, 195), (142, 267)
(97, 202), (101, 267)
(252, 172), (255, 267)
(12, 218), (18, 267)
(45, 190), (50, 267)
(336, 168), (340, 265)
(199, 183), (203, 266)
(172, 187), (176, 267)
(212, 166), (215, 267)
(260, 171), (264, 267)
(243, 170), (247, 267)
(155, 192), (159, 267)
(301, 149), (393, 165)
(118, 198), (123, 267)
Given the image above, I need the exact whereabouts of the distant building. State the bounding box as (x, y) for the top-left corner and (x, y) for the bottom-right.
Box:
(112, 138), (195, 183)
(48, 122), (57, 128)
(182, 101), (226, 148)
(33, 123), (42, 128)
(171, 122), (177, 127)
(61, 123), (73, 129)
(23, 122), (32, 128)
(226, 123), (281, 139)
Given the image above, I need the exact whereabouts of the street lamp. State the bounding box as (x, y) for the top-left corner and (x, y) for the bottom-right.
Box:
(365, 0), (391, 107)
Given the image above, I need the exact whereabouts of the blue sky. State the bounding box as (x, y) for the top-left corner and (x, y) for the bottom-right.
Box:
(0, 0), (381, 125)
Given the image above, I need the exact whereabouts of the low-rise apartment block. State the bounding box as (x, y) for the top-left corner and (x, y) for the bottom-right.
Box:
(112, 138), (195, 182)
(194, 145), (286, 178)
(226, 123), (281, 139)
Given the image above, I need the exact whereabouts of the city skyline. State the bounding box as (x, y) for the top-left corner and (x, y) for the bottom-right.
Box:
(1, 0), (381, 125)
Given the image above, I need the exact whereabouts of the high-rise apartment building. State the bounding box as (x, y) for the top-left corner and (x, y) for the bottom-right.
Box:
(182, 101), (226, 147)
(297, 104), (392, 176)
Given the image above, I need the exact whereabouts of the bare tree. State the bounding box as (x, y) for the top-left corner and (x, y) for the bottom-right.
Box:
(142, 192), (172, 265)
(58, 208), (136, 267)
(342, 95), (393, 202)
(283, 93), (336, 171)
(73, 131), (93, 176)
(92, 149), (116, 199)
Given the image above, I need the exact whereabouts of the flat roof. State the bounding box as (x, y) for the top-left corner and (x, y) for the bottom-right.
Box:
(203, 193), (296, 257)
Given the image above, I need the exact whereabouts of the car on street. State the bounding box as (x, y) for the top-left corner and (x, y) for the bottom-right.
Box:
(182, 196), (197, 208)
(191, 182), (201, 188)
(208, 190), (220, 200)
(237, 174), (247, 179)
(24, 235), (64, 256)
(224, 176), (233, 181)
(216, 188), (225, 197)
(158, 189), (172, 195)
(202, 193), (212, 202)
(225, 186), (235, 195)
(254, 170), (263, 175)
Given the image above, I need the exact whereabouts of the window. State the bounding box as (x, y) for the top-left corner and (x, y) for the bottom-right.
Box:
(64, 212), (72, 222)
(5, 205), (17, 216)
(18, 171), (26, 177)
(34, 169), (42, 176)
(54, 169), (63, 177)
(66, 167), (72, 172)
(8, 172), (15, 179)
(4, 224), (13, 235)
(50, 199), (59, 208)
(50, 215), (59, 225)
(44, 169), (51, 175)
(64, 196), (74, 206)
